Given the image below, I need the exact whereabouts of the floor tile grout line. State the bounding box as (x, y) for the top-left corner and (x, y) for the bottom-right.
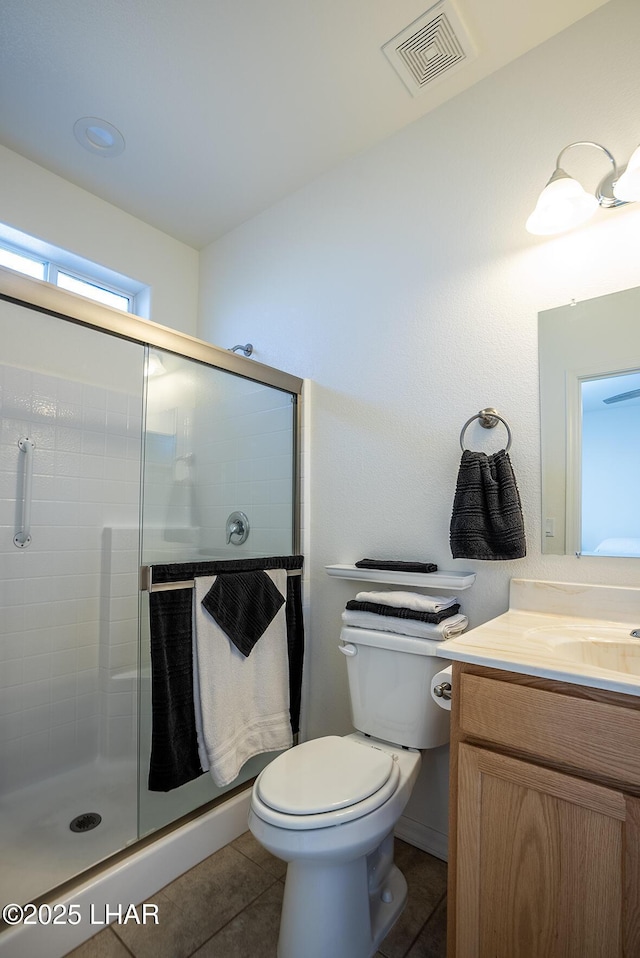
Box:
(104, 845), (280, 957)
(179, 874), (282, 957)
(230, 844), (283, 877)
(61, 920), (135, 956)
(107, 877), (278, 958)
(115, 924), (138, 958)
(398, 889), (448, 958)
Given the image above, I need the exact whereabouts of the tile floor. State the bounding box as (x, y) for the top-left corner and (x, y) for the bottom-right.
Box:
(65, 833), (447, 958)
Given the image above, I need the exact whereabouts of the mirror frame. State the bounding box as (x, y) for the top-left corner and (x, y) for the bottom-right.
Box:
(539, 286), (640, 556)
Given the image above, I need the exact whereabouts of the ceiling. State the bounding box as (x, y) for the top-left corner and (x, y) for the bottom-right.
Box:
(0, 0), (610, 249)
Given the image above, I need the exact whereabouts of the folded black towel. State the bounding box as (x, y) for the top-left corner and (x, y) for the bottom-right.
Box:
(450, 449), (526, 560)
(148, 554), (304, 792)
(201, 570), (285, 657)
(345, 599), (460, 624)
(354, 558), (438, 573)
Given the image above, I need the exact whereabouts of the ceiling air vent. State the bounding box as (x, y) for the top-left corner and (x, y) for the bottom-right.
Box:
(382, 0), (476, 97)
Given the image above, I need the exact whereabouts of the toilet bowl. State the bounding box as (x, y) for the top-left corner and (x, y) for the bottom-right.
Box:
(248, 626), (450, 958)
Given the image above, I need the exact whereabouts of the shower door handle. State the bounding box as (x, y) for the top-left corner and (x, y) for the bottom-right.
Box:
(14, 436), (35, 548)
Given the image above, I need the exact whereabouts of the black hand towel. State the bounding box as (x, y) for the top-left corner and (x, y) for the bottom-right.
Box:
(201, 570), (285, 657)
(345, 599), (460, 624)
(450, 449), (526, 560)
(354, 558), (438, 573)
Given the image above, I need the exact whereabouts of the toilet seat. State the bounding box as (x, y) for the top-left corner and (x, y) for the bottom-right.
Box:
(259, 736), (394, 814)
(252, 735), (401, 830)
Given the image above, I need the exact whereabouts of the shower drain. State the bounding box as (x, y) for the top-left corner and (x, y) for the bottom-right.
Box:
(69, 812), (102, 833)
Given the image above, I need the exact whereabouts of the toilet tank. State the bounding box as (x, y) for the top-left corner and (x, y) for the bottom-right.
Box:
(340, 626), (450, 749)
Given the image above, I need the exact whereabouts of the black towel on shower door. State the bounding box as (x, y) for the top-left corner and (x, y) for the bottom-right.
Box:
(148, 554), (305, 792)
(148, 587), (204, 791)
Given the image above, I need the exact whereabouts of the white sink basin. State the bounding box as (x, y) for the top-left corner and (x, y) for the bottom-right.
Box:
(526, 623), (640, 675)
(438, 580), (640, 696)
(556, 638), (640, 675)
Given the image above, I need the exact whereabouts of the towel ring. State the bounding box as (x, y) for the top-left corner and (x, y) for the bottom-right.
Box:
(459, 408), (512, 453)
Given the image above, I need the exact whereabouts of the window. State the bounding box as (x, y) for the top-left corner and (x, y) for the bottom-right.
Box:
(0, 225), (149, 317)
(0, 246), (46, 281)
(54, 271), (131, 311)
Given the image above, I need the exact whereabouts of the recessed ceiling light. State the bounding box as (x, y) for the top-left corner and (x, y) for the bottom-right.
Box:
(73, 117), (125, 157)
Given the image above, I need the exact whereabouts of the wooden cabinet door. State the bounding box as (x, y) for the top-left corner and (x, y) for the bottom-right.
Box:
(456, 743), (640, 958)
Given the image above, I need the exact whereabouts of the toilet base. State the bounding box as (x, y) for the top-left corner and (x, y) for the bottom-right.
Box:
(276, 836), (408, 958)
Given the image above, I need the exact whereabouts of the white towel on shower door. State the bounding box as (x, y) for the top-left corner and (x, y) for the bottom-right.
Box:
(193, 571), (292, 787)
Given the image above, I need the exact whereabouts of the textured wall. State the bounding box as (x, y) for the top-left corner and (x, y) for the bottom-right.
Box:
(197, 0), (640, 849)
(0, 144), (199, 335)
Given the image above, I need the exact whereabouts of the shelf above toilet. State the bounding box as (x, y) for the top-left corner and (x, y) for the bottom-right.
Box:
(325, 565), (476, 590)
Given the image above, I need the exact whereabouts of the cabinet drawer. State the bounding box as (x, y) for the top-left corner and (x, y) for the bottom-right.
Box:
(459, 673), (640, 788)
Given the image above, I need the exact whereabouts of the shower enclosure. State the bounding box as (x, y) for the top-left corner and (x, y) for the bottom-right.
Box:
(0, 268), (302, 914)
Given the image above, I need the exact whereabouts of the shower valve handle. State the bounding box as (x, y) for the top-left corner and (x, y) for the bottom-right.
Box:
(226, 511), (250, 545)
(226, 521), (242, 543)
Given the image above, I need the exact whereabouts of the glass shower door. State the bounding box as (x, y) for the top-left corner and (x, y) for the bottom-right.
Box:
(138, 348), (297, 835)
(0, 298), (146, 908)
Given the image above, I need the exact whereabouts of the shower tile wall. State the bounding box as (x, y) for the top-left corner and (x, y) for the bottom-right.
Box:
(142, 362), (294, 563)
(195, 381), (294, 557)
(100, 527), (140, 761)
(0, 365), (142, 793)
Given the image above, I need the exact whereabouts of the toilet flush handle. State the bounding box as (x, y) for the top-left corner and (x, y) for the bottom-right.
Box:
(339, 643), (358, 657)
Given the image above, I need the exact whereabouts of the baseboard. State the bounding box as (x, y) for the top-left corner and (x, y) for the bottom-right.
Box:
(394, 815), (448, 863)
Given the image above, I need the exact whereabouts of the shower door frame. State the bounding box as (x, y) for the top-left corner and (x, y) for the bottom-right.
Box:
(0, 265), (303, 556)
(0, 265), (304, 955)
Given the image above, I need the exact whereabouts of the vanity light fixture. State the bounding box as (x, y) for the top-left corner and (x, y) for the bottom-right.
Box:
(526, 140), (640, 235)
(613, 144), (640, 202)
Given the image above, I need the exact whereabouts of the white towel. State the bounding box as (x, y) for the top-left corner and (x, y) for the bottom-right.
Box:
(355, 589), (459, 613)
(193, 570), (292, 787)
(341, 608), (468, 640)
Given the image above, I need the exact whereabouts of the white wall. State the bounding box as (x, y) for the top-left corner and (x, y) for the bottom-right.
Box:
(198, 0), (640, 853)
(0, 144), (199, 335)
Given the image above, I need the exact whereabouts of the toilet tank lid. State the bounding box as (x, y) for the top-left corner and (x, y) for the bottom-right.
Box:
(257, 735), (394, 815)
(340, 626), (442, 656)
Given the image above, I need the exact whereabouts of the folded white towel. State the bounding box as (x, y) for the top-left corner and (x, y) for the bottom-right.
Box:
(193, 570), (292, 787)
(355, 590), (459, 613)
(341, 608), (468, 639)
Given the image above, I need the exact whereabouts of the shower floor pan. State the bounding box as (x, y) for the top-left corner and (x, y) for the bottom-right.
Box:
(0, 757), (137, 910)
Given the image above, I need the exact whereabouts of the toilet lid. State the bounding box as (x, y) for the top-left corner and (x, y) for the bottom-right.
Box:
(257, 735), (394, 815)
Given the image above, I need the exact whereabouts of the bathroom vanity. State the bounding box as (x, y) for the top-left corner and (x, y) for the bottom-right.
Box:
(439, 579), (640, 958)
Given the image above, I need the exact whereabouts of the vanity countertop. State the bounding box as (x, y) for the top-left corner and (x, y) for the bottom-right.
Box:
(438, 579), (640, 698)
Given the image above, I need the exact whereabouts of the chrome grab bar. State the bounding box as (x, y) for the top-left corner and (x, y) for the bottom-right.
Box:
(13, 436), (35, 548)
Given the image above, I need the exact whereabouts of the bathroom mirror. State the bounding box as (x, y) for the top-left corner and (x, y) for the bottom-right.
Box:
(539, 286), (640, 556)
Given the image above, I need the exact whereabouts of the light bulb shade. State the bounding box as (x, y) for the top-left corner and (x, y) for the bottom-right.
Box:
(613, 145), (640, 202)
(526, 172), (599, 235)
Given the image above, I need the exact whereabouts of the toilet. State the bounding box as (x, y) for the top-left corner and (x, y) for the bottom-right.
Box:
(248, 625), (451, 958)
